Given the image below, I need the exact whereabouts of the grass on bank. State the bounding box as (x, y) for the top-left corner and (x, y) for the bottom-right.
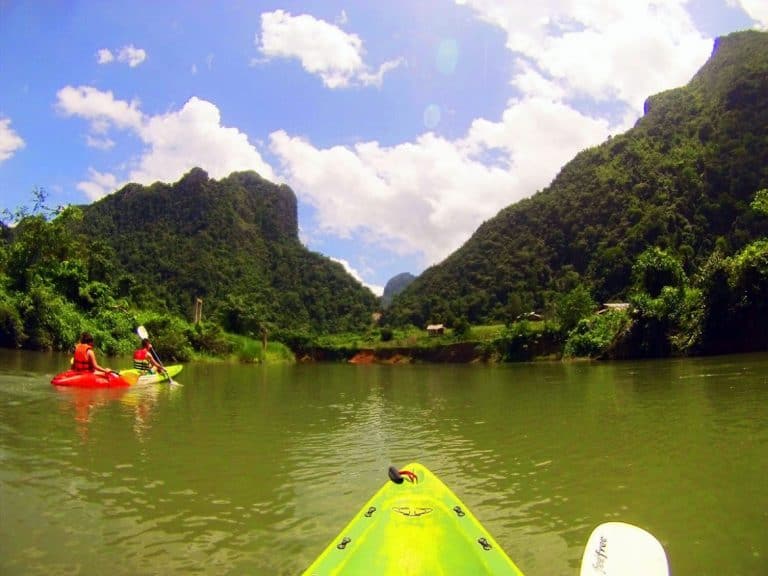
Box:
(225, 334), (295, 364)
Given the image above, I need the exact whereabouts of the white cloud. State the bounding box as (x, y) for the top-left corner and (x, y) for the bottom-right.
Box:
(357, 59), (404, 88)
(458, 0), (712, 113)
(510, 61), (566, 101)
(736, 0), (768, 28)
(96, 48), (114, 64)
(332, 257), (383, 296)
(56, 85), (144, 132)
(77, 168), (118, 201)
(132, 96), (275, 184)
(85, 134), (115, 150)
(117, 44), (147, 67)
(0, 117), (25, 163)
(269, 90), (616, 267)
(57, 87), (275, 196)
(257, 9), (402, 88)
(96, 44), (147, 67)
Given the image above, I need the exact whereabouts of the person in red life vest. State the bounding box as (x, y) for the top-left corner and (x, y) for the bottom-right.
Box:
(133, 338), (165, 374)
(72, 332), (113, 373)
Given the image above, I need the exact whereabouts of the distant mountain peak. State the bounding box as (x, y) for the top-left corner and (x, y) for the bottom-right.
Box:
(381, 272), (416, 307)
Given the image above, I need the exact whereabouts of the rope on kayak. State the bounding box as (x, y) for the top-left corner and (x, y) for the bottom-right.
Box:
(393, 506), (433, 517)
(453, 505), (465, 517)
(388, 466), (418, 484)
(477, 537), (492, 551)
(337, 537), (351, 550)
(399, 470), (417, 482)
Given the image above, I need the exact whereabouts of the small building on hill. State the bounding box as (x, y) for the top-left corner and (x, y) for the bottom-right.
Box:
(426, 324), (445, 336)
(598, 302), (630, 314)
(516, 311), (543, 322)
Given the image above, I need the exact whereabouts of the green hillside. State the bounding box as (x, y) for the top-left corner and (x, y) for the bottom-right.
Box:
(386, 30), (768, 328)
(79, 168), (378, 334)
(0, 168), (378, 355)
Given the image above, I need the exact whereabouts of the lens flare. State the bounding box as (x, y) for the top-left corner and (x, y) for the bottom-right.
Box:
(423, 104), (441, 130)
(436, 38), (459, 75)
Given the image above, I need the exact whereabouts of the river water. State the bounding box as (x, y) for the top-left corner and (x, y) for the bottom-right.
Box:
(0, 350), (766, 575)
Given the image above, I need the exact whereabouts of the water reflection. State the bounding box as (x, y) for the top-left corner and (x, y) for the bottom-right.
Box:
(54, 386), (129, 442)
(119, 382), (183, 441)
(52, 381), (182, 443)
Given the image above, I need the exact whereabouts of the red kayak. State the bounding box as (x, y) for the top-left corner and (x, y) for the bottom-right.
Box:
(51, 370), (130, 388)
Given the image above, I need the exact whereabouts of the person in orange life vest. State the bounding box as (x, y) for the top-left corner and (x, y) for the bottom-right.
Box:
(72, 332), (113, 373)
(133, 338), (165, 374)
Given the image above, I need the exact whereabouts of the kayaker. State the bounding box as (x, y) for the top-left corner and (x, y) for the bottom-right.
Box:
(72, 332), (113, 374)
(133, 338), (166, 375)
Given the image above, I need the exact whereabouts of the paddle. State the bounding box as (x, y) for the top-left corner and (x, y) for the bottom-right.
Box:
(580, 522), (669, 576)
(136, 325), (176, 385)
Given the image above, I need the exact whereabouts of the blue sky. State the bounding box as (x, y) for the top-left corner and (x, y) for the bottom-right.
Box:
(1, 1), (765, 295)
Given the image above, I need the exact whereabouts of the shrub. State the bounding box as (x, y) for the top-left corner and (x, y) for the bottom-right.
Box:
(0, 296), (24, 347)
(188, 321), (234, 356)
(18, 282), (84, 351)
(497, 321), (535, 361)
(554, 284), (596, 333)
(452, 318), (471, 339)
(633, 247), (686, 298)
(564, 311), (629, 358)
(139, 314), (194, 362)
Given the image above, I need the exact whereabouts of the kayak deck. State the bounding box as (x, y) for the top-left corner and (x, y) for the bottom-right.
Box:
(120, 364), (183, 385)
(303, 462), (524, 575)
(51, 370), (130, 388)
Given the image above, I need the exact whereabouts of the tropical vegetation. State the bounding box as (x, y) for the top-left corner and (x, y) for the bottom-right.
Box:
(385, 31), (768, 344)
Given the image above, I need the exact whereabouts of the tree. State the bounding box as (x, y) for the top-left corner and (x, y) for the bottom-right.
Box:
(258, 321), (277, 356)
(728, 239), (768, 349)
(453, 318), (471, 339)
(554, 284), (596, 333)
(632, 247), (686, 298)
(751, 188), (768, 216)
(625, 248), (702, 357)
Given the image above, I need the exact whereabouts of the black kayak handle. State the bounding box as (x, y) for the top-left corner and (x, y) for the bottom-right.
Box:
(388, 466), (418, 484)
(388, 466), (404, 484)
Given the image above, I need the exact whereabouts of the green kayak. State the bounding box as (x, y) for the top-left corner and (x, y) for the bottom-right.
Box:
(303, 462), (524, 575)
(119, 364), (183, 385)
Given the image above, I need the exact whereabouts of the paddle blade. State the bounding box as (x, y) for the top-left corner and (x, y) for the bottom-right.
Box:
(137, 325), (149, 340)
(580, 522), (669, 576)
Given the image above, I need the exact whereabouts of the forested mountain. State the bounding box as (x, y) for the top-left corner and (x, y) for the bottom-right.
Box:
(381, 272), (416, 308)
(79, 168), (378, 333)
(386, 30), (768, 327)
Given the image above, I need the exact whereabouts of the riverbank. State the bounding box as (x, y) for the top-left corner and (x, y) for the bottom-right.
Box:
(296, 325), (564, 364)
(346, 342), (488, 364)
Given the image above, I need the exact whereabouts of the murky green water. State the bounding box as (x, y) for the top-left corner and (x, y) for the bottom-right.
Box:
(1, 350), (766, 575)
